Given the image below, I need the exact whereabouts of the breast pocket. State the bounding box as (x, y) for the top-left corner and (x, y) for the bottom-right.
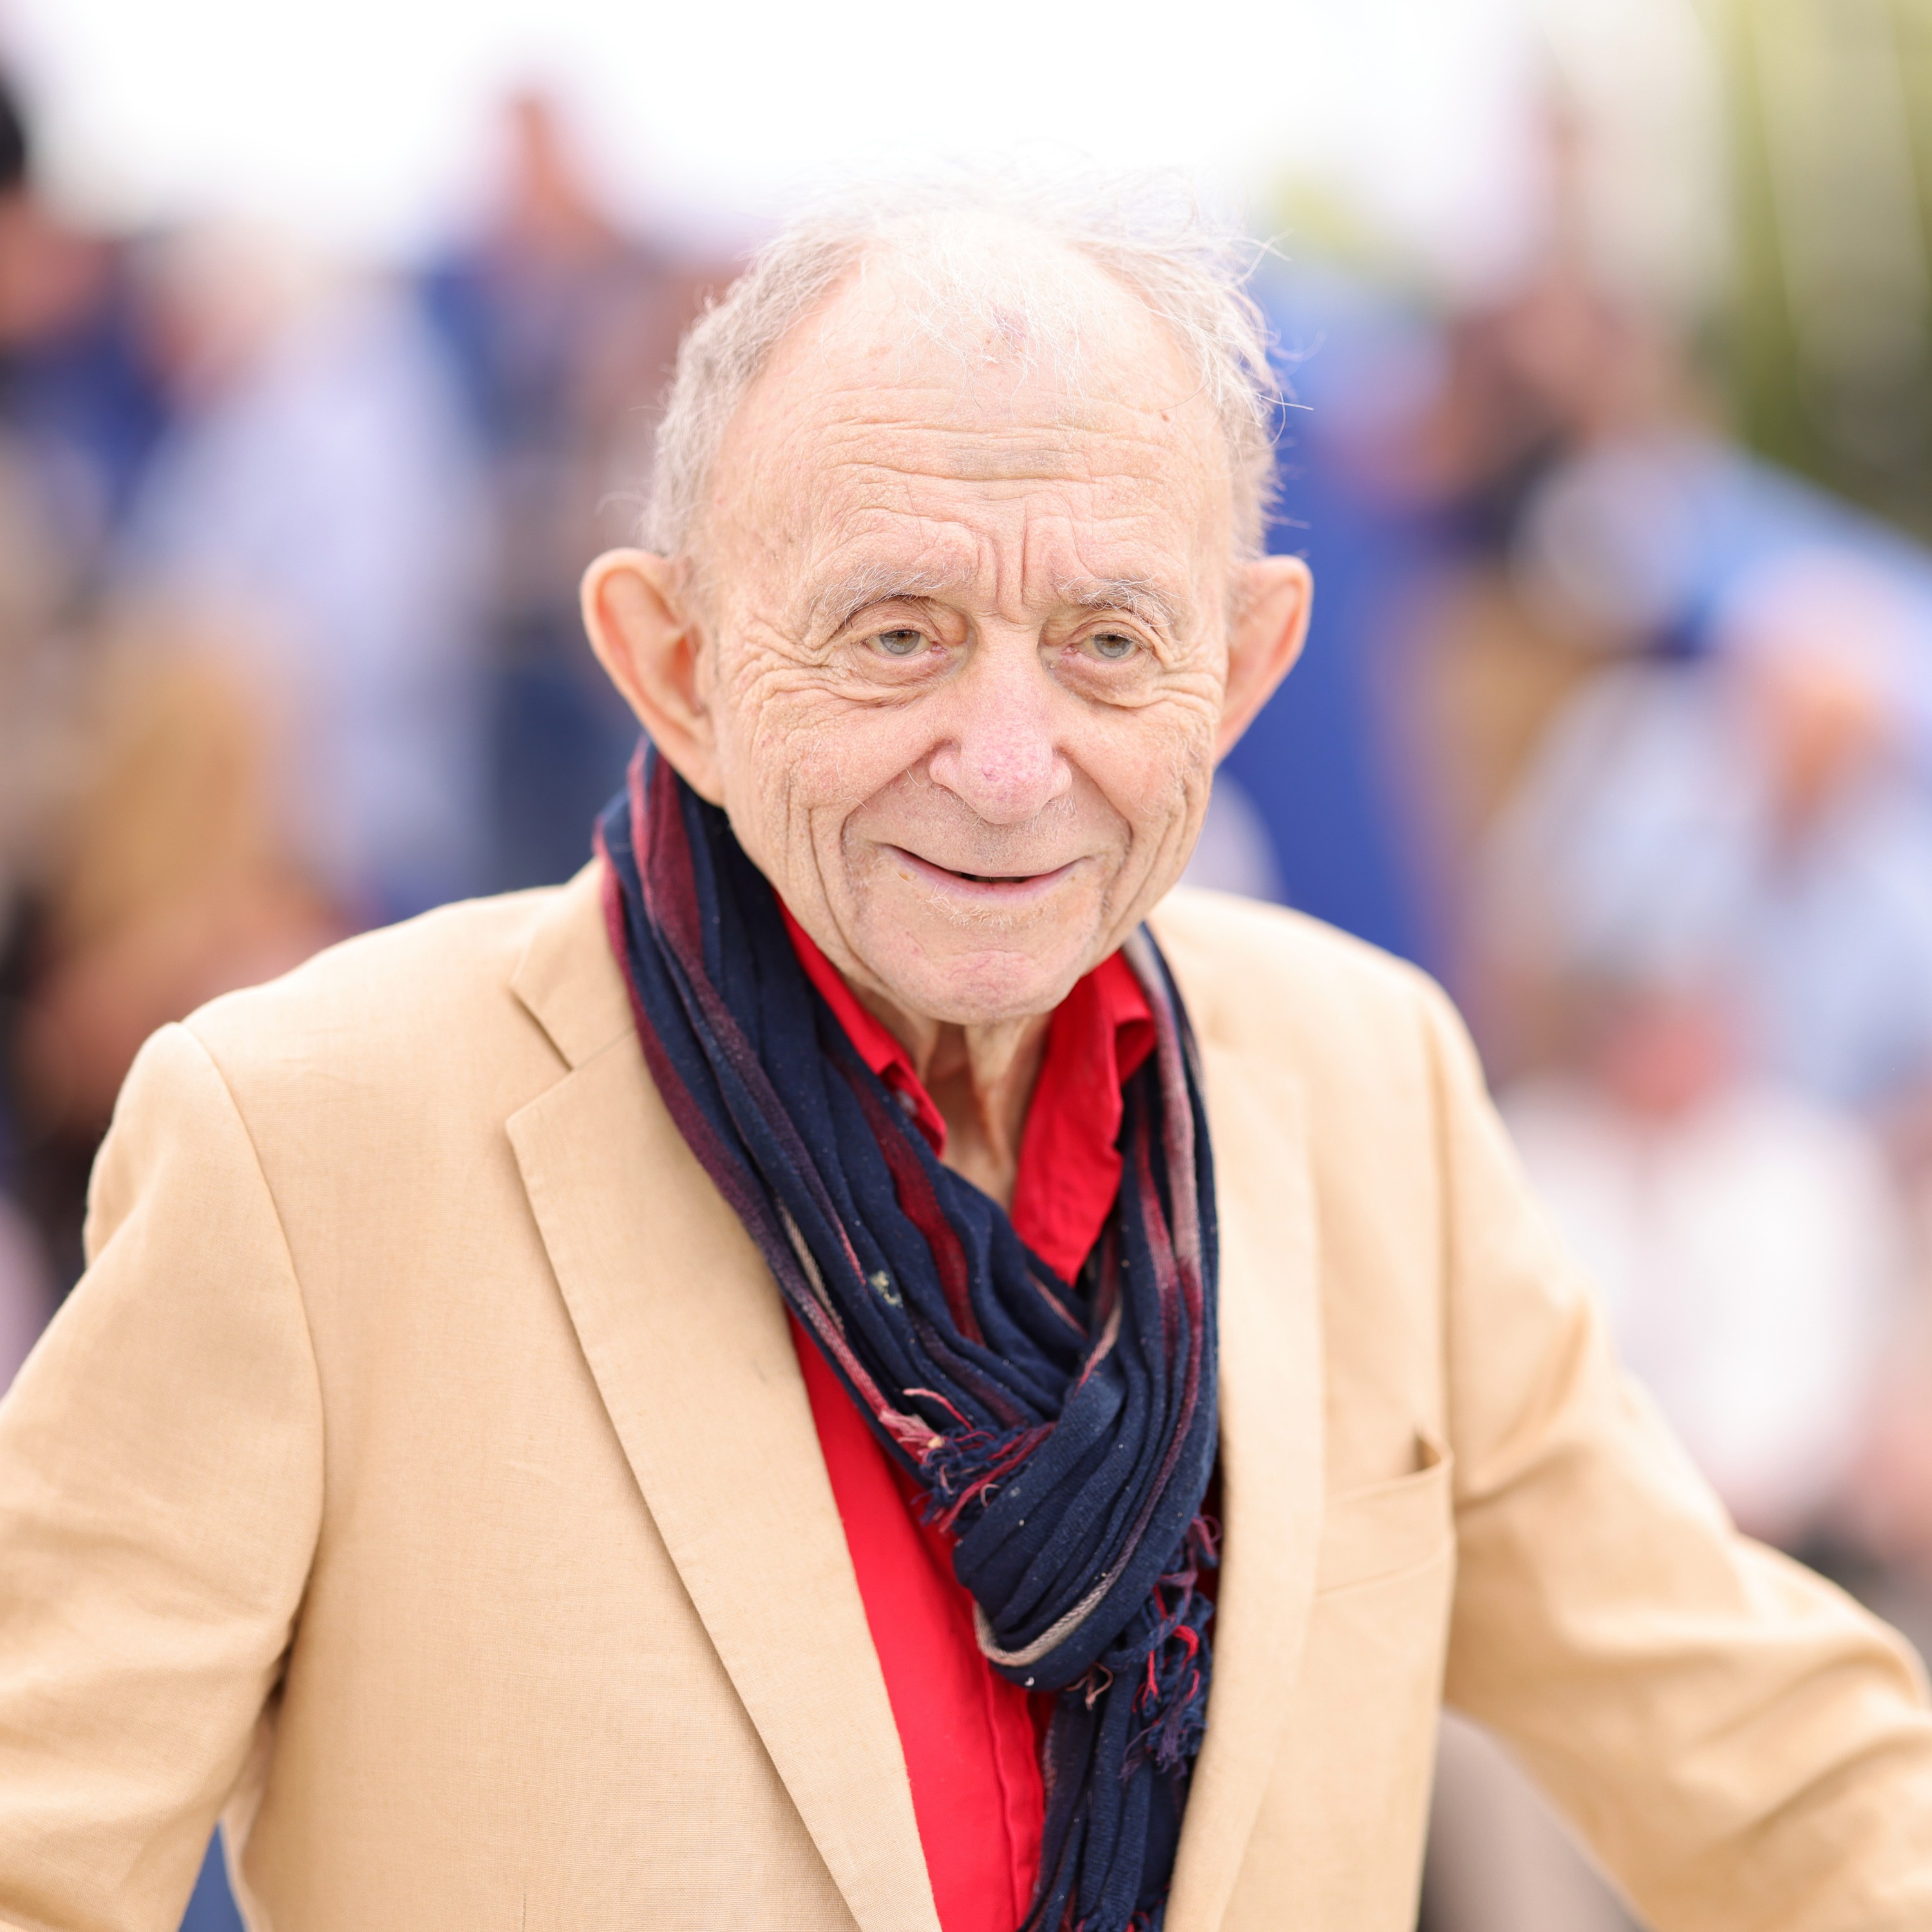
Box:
(1227, 1434), (1458, 1932)
(1316, 1428), (1454, 1597)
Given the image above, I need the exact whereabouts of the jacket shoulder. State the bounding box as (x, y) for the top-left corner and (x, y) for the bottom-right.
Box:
(179, 884), (576, 1104)
(1150, 887), (1448, 1063)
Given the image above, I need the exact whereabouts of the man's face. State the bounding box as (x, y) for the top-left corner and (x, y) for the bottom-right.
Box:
(690, 254), (1239, 1027)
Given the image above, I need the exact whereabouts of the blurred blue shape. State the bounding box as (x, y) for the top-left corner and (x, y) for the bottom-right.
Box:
(1223, 263), (1448, 971)
(488, 648), (638, 893)
(178, 1834), (242, 1932)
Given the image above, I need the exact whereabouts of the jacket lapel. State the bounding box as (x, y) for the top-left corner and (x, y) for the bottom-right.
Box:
(506, 868), (1327, 1932)
(1164, 1034), (1327, 1932)
(506, 869), (939, 1932)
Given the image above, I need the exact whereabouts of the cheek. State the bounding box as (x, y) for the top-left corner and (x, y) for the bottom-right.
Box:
(1084, 700), (1218, 843)
(752, 701), (923, 819)
(712, 658), (928, 864)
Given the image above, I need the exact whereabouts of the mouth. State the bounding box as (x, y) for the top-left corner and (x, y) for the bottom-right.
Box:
(886, 846), (1081, 902)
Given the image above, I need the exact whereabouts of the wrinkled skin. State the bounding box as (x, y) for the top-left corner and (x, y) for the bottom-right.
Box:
(585, 235), (1311, 1202)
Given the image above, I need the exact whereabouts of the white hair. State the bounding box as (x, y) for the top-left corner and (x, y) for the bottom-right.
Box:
(645, 175), (1282, 565)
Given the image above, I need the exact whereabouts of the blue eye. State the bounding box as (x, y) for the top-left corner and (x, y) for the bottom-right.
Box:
(1090, 631), (1138, 660)
(871, 629), (926, 658)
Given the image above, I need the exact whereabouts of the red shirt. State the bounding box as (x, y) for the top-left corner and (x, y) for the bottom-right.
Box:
(781, 909), (1153, 1932)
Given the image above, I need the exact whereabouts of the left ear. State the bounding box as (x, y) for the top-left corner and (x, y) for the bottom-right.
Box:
(1218, 554), (1312, 759)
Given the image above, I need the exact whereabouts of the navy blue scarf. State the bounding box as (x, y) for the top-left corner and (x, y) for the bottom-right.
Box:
(598, 747), (1220, 1932)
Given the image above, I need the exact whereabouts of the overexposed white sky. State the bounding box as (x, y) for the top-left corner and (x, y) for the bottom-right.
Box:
(3, 0), (1553, 268)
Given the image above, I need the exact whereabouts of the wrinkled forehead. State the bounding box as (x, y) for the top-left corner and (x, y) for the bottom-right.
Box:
(701, 242), (1235, 624)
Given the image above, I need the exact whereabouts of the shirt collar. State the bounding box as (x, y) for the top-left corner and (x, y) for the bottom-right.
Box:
(779, 903), (1153, 1283)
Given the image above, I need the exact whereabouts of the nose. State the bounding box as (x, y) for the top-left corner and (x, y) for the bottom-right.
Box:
(925, 642), (1074, 826)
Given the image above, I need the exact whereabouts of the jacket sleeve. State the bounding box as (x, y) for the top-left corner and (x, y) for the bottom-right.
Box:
(0, 1023), (323, 1932)
(1423, 978), (1932, 1931)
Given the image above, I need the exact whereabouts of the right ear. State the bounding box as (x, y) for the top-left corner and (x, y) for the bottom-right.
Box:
(580, 549), (724, 803)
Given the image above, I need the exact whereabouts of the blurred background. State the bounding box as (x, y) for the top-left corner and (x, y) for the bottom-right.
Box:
(4, 0), (1932, 1926)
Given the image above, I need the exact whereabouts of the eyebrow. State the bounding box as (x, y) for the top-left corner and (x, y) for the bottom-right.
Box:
(1050, 574), (1189, 634)
(808, 563), (961, 636)
(805, 562), (1192, 638)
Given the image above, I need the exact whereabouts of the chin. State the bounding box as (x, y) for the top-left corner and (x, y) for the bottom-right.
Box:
(874, 935), (1092, 1027)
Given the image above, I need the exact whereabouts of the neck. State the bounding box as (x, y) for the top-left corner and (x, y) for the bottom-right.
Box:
(858, 995), (1051, 1209)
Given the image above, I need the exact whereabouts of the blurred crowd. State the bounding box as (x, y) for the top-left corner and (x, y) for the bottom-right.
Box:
(5, 54), (1932, 1932)
(0, 78), (723, 1361)
(1248, 93), (1932, 1932)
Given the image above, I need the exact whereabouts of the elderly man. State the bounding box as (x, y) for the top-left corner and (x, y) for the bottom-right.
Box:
(3, 182), (1931, 1932)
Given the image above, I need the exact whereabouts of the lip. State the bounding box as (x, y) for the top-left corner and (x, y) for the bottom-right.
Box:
(886, 845), (1082, 904)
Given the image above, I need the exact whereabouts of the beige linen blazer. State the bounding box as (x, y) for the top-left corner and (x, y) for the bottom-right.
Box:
(3, 867), (1931, 1932)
